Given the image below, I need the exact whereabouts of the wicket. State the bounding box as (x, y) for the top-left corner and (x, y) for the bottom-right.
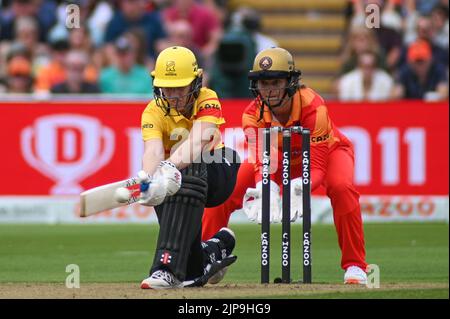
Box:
(261, 126), (312, 284)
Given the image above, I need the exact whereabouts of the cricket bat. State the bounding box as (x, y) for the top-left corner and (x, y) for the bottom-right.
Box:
(79, 176), (143, 217)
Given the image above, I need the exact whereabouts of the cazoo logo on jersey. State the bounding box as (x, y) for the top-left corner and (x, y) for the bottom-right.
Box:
(21, 114), (115, 195)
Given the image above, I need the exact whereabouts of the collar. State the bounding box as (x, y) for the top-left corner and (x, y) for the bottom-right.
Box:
(262, 90), (302, 127)
(166, 99), (198, 123)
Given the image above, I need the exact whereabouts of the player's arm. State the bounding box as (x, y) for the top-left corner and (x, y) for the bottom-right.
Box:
(242, 111), (263, 183)
(169, 92), (224, 170)
(168, 120), (220, 170)
(142, 138), (165, 175)
(140, 106), (182, 206)
(303, 105), (331, 191)
(141, 106), (166, 175)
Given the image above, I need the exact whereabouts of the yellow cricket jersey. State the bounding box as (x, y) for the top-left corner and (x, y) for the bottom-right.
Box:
(141, 87), (225, 158)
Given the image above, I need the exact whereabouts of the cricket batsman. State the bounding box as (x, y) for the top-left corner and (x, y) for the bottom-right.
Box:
(202, 47), (368, 284)
(137, 46), (240, 289)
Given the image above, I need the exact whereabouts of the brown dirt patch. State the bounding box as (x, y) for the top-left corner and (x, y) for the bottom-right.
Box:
(0, 282), (447, 299)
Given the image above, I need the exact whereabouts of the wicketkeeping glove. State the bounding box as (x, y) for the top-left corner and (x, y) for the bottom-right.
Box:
(289, 177), (303, 220)
(242, 181), (282, 223)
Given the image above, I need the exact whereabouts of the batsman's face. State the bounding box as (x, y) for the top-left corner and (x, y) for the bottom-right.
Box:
(160, 85), (191, 112)
(257, 78), (288, 105)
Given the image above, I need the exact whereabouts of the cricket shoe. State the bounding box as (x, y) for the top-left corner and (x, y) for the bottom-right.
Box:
(344, 266), (367, 285)
(183, 227), (237, 287)
(206, 227), (236, 284)
(140, 270), (183, 289)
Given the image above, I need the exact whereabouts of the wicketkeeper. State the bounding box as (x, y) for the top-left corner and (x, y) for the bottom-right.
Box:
(202, 47), (368, 284)
(138, 46), (240, 289)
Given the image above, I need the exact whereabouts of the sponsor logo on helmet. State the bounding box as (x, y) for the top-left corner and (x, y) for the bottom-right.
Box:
(166, 61), (176, 72)
(259, 56), (273, 70)
(288, 59), (294, 71)
(142, 123), (154, 129)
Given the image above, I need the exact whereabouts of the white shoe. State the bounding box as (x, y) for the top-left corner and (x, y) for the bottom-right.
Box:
(140, 270), (183, 289)
(344, 266), (367, 285)
(208, 266), (228, 284)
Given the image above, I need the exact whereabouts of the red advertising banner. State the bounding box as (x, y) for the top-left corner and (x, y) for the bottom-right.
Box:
(0, 100), (448, 196)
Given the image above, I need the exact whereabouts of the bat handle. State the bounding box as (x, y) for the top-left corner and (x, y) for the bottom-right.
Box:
(137, 170), (151, 192)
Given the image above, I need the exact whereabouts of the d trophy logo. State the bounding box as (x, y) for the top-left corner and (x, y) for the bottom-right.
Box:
(21, 114), (115, 194)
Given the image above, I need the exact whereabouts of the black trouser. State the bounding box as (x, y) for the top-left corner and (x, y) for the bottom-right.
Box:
(205, 147), (241, 207)
(185, 147), (240, 279)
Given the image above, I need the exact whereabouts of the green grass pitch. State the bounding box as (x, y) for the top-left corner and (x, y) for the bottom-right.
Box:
(0, 223), (447, 298)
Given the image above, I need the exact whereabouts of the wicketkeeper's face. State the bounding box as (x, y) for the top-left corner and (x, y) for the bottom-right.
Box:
(257, 78), (288, 105)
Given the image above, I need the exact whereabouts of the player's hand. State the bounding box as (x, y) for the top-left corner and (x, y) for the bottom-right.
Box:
(138, 161), (182, 207)
(154, 160), (182, 196)
(242, 181), (282, 223)
(289, 177), (303, 220)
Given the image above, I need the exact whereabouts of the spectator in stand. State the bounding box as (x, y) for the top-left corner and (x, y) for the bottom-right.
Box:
(0, 15), (50, 74)
(403, 15), (448, 67)
(50, 0), (114, 48)
(13, 16), (49, 59)
(430, 4), (449, 51)
(99, 35), (152, 95)
(160, 19), (209, 84)
(208, 8), (256, 98)
(126, 27), (155, 71)
(4, 55), (34, 93)
(236, 7), (278, 53)
(34, 39), (69, 92)
(104, 0), (167, 60)
(0, 42), (29, 80)
(83, 0), (115, 48)
(163, 0), (222, 61)
(162, 19), (204, 65)
(340, 25), (388, 75)
(0, 0), (56, 43)
(51, 50), (100, 94)
(415, 0), (443, 15)
(393, 40), (448, 100)
(350, 0), (402, 71)
(68, 25), (101, 81)
(203, 0), (229, 26)
(338, 50), (394, 101)
(35, 39), (98, 93)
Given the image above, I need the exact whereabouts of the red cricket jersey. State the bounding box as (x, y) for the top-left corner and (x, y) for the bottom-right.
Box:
(242, 87), (353, 191)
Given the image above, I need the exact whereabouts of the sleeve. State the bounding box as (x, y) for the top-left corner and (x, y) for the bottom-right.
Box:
(302, 105), (331, 191)
(194, 91), (225, 126)
(141, 104), (164, 141)
(242, 109), (263, 184)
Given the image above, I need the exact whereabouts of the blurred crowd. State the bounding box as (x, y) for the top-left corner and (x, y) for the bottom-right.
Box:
(337, 0), (448, 101)
(0, 0), (232, 96)
(0, 0), (448, 101)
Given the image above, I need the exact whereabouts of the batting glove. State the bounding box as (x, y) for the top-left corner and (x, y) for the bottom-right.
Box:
(138, 161), (182, 207)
